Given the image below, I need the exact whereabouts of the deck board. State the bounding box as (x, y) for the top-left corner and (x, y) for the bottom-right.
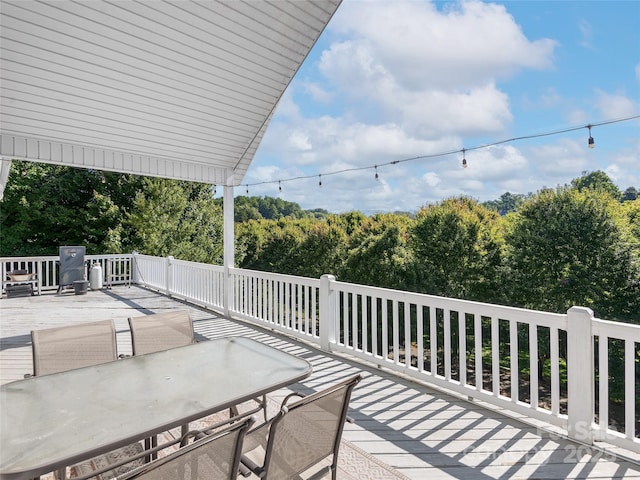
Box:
(1, 286), (639, 479)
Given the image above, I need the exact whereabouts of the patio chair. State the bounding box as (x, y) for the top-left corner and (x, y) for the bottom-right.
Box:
(31, 319), (118, 376)
(241, 374), (362, 480)
(128, 310), (195, 355)
(117, 417), (254, 480)
(30, 320), (145, 480)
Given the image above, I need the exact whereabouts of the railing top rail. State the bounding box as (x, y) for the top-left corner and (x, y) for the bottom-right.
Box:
(593, 317), (640, 340)
(168, 258), (223, 269)
(333, 279), (567, 328)
(229, 267), (321, 286)
(1, 256), (59, 261)
(2, 254), (133, 261)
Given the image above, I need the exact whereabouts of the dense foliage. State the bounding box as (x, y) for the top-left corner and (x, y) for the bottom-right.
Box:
(2, 161), (638, 321)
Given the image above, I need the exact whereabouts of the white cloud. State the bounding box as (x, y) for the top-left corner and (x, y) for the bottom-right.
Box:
(318, 0), (556, 137)
(328, 0), (556, 90)
(301, 82), (334, 104)
(247, 0), (637, 213)
(594, 90), (638, 119)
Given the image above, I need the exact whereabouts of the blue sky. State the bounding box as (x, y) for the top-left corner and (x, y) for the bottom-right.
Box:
(243, 0), (640, 214)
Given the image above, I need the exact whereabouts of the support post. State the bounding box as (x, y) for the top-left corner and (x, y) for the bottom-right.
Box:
(319, 274), (336, 352)
(567, 306), (594, 444)
(223, 183), (235, 317)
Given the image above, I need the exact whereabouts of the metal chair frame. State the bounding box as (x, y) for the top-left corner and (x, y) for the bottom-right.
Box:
(116, 418), (254, 480)
(31, 319), (118, 376)
(128, 310), (196, 356)
(241, 374), (362, 480)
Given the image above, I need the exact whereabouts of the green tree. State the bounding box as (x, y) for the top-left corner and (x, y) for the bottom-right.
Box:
(340, 213), (416, 290)
(236, 216), (347, 276)
(410, 197), (505, 302)
(571, 170), (621, 199)
(0, 162), (142, 255)
(482, 192), (528, 215)
(622, 187), (638, 202)
(127, 178), (223, 264)
(504, 187), (639, 319)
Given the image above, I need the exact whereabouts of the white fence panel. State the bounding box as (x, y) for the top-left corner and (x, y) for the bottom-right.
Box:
(229, 268), (320, 342)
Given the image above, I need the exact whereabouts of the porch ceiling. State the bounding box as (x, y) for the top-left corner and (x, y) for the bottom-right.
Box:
(0, 0), (341, 187)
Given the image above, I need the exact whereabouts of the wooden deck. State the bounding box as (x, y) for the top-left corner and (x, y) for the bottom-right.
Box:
(2, 286), (640, 479)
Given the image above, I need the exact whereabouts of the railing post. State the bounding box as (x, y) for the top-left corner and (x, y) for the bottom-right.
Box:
(567, 306), (594, 444)
(131, 252), (138, 285)
(166, 256), (174, 297)
(319, 274), (336, 352)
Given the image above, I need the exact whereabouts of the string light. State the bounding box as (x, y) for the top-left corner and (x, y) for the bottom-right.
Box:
(246, 184), (249, 195)
(238, 116), (637, 192)
(318, 174), (322, 187)
(213, 184), (217, 195)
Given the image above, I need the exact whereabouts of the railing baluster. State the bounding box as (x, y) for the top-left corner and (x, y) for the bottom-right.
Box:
(474, 315), (482, 392)
(530, 323), (538, 409)
(404, 302), (411, 368)
(392, 300), (399, 364)
(510, 320), (518, 403)
(625, 339), (635, 440)
(417, 304), (424, 373)
(491, 317), (499, 397)
(599, 335), (608, 430)
(550, 327), (560, 416)
(430, 306), (437, 377)
(382, 299), (389, 362)
(444, 309), (451, 382)
(362, 294), (368, 355)
(459, 313), (466, 386)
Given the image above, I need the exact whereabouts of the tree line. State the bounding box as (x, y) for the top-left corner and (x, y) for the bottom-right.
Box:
(1, 161), (638, 322)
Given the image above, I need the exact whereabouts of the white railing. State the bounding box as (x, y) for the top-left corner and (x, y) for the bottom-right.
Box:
(328, 277), (570, 426)
(592, 318), (640, 451)
(1, 254), (132, 292)
(229, 267), (321, 342)
(131, 254), (639, 453)
(4, 253), (638, 453)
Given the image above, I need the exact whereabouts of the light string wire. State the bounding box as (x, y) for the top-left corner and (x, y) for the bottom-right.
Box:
(243, 115), (639, 191)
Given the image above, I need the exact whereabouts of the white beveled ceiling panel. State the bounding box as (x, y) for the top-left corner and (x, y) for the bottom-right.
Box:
(0, 0), (341, 185)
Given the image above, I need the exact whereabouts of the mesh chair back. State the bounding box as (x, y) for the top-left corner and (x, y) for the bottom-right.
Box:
(263, 375), (361, 479)
(128, 310), (195, 355)
(119, 418), (253, 480)
(31, 319), (117, 376)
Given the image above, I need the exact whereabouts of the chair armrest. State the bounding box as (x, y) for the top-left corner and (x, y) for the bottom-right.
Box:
(281, 391), (306, 406)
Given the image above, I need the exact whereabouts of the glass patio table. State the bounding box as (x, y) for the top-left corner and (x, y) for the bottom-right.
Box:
(0, 336), (312, 480)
